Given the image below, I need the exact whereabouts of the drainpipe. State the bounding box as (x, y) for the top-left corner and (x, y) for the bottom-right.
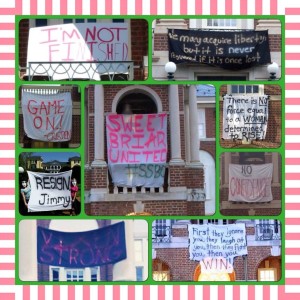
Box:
(243, 255), (248, 281)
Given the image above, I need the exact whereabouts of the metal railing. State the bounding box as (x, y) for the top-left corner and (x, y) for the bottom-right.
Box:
(255, 223), (281, 241)
(25, 61), (134, 81)
(152, 226), (172, 243)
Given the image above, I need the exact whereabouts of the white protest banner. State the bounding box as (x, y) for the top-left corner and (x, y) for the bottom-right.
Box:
(229, 163), (273, 202)
(188, 223), (247, 270)
(22, 92), (72, 142)
(223, 94), (269, 141)
(27, 171), (72, 212)
(106, 113), (167, 187)
(27, 23), (129, 80)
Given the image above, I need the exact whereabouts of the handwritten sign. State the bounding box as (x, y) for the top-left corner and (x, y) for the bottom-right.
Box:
(223, 94), (269, 141)
(37, 222), (127, 267)
(106, 113), (167, 187)
(22, 92), (72, 142)
(229, 163), (273, 202)
(168, 29), (271, 69)
(27, 171), (72, 212)
(188, 223), (247, 267)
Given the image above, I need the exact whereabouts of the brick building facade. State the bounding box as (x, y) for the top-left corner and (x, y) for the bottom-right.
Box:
(18, 18), (148, 81)
(220, 84), (282, 148)
(220, 152), (282, 216)
(84, 84), (216, 216)
(152, 220), (281, 282)
(152, 18), (281, 81)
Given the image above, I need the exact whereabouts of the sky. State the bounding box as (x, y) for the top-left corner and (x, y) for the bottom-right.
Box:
(28, 152), (80, 163)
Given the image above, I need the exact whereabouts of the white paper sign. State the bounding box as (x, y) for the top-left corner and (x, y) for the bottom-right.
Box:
(229, 163), (273, 202)
(22, 92), (72, 142)
(188, 223), (248, 267)
(27, 23), (129, 80)
(27, 171), (72, 212)
(106, 113), (167, 187)
(223, 94), (269, 141)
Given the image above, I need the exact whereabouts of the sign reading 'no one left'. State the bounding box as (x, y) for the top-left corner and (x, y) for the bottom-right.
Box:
(27, 171), (72, 212)
(37, 222), (126, 268)
(106, 113), (168, 187)
(168, 29), (271, 70)
(22, 92), (72, 142)
(229, 163), (273, 202)
(223, 94), (269, 141)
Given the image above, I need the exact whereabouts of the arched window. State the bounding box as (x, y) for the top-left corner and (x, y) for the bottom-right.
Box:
(152, 258), (171, 281)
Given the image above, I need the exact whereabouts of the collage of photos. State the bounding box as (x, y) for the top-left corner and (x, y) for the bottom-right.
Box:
(16, 17), (283, 283)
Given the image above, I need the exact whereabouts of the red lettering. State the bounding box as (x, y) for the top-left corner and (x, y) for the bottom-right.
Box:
(134, 115), (143, 133)
(33, 116), (43, 129)
(40, 27), (58, 44)
(147, 114), (156, 131)
(107, 115), (121, 132)
(62, 28), (80, 42)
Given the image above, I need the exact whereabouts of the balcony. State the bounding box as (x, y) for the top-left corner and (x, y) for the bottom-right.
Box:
(22, 61), (134, 81)
(152, 226), (172, 243)
(255, 223), (281, 241)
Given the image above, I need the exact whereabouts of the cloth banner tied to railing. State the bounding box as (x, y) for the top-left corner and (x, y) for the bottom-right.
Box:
(106, 113), (168, 187)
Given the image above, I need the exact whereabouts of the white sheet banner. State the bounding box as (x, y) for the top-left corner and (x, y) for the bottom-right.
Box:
(27, 171), (72, 212)
(229, 163), (273, 202)
(188, 223), (247, 268)
(223, 94), (269, 141)
(106, 113), (167, 187)
(27, 23), (129, 80)
(22, 91), (72, 142)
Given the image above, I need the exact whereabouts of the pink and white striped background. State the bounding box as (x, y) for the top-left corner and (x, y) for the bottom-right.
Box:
(0, 0), (299, 299)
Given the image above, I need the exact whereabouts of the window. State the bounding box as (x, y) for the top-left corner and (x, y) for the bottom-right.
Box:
(136, 266), (144, 281)
(206, 19), (237, 28)
(197, 108), (206, 138)
(66, 269), (84, 282)
(193, 219), (230, 225)
(153, 271), (170, 281)
(230, 85), (261, 94)
(91, 267), (99, 282)
(153, 220), (174, 243)
(35, 19), (47, 27)
(258, 268), (277, 281)
(52, 268), (59, 281)
(197, 75), (247, 81)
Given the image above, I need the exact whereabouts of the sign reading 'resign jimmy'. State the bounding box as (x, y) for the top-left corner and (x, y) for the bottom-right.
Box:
(27, 171), (72, 212)
(28, 23), (128, 63)
(168, 29), (271, 69)
(37, 222), (127, 268)
(106, 113), (167, 187)
(223, 94), (269, 141)
(22, 92), (72, 142)
(229, 163), (273, 202)
(188, 223), (247, 268)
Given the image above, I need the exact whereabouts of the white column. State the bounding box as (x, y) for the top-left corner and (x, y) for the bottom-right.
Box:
(92, 85), (106, 166)
(169, 85), (184, 165)
(19, 220), (38, 281)
(224, 152), (231, 185)
(112, 220), (136, 281)
(189, 85), (201, 165)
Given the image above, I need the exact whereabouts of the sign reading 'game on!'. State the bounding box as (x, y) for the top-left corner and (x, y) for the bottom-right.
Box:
(37, 222), (127, 268)
(106, 113), (167, 187)
(223, 94), (269, 141)
(27, 171), (72, 212)
(168, 29), (271, 69)
(22, 92), (72, 142)
(188, 223), (247, 270)
(229, 163), (273, 203)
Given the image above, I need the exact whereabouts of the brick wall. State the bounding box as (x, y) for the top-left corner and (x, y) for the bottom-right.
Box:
(86, 200), (205, 216)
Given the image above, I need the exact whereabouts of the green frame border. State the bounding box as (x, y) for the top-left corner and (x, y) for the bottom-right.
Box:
(14, 15), (285, 286)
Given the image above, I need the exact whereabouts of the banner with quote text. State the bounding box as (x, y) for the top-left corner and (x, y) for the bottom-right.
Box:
(188, 223), (247, 270)
(223, 94), (269, 141)
(168, 29), (271, 70)
(106, 113), (167, 187)
(37, 222), (126, 268)
(27, 170), (72, 212)
(229, 163), (273, 202)
(22, 92), (72, 142)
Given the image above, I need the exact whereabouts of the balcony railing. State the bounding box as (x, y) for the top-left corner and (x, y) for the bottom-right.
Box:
(152, 226), (172, 243)
(23, 61), (134, 81)
(255, 223), (281, 241)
